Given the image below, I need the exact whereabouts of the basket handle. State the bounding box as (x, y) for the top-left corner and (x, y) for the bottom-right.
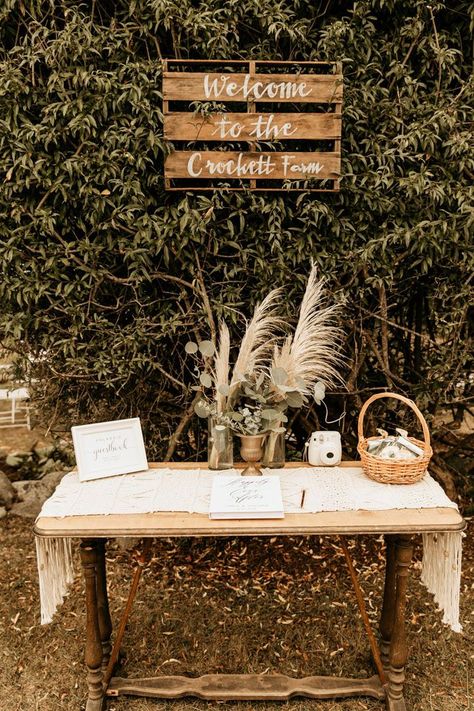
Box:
(357, 391), (431, 450)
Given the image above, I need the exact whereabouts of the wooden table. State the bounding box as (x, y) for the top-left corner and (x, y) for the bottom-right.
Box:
(34, 462), (465, 711)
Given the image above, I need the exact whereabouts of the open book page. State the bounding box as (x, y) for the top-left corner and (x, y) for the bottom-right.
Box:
(209, 475), (284, 519)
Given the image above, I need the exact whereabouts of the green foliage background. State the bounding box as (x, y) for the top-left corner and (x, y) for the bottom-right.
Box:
(0, 0), (473, 463)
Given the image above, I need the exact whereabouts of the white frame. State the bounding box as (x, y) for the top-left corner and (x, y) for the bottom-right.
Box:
(72, 418), (148, 482)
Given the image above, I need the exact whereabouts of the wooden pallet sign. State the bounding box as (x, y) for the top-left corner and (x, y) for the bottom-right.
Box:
(162, 60), (343, 192)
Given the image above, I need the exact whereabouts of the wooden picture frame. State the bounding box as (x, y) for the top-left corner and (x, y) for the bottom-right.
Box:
(72, 418), (148, 482)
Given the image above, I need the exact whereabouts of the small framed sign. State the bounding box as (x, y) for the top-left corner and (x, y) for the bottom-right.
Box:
(71, 418), (148, 482)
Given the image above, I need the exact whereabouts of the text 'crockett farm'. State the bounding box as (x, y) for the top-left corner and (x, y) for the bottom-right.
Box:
(186, 153), (325, 178)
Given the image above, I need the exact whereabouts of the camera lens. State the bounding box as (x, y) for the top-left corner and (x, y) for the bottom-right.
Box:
(320, 446), (338, 466)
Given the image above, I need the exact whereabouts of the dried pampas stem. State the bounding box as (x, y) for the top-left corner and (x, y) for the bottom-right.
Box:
(229, 288), (285, 402)
(213, 320), (230, 415)
(273, 265), (344, 399)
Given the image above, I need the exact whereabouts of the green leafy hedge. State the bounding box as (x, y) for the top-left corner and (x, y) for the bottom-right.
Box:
(0, 0), (473, 462)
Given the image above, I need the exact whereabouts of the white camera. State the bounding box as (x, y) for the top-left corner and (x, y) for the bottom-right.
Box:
(308, 431), (342, 466)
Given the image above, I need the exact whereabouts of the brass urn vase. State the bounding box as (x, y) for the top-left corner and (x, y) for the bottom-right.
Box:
(238, 433), (267, 476)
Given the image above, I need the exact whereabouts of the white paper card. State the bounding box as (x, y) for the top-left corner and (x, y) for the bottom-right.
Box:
(209, 475), (284, 519)
(72, 418), (148, 482)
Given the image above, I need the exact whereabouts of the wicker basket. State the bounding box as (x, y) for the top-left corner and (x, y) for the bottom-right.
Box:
(357, 392), (432, 484)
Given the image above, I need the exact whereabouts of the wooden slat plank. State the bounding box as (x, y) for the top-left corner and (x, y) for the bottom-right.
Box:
(163, 72), (343, 103)
(165, 151), (340, 180)
(164, 59), (338, 65)
(333, 61), (343, 190)
(247, 60), (257, 189)
(164, 186), (341, 193)
(162, 59), (170, 190)
(163, 112), (342, 141)
(34, 508), (464, 538)
(107, 673), (385, 701)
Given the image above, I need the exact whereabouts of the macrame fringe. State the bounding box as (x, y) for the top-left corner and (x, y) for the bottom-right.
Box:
(35, 532), (463, 630)
(35, 537), (74, 625)
(421, 532), (463, 633)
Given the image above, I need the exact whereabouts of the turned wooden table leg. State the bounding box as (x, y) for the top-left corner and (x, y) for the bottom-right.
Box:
(96, 539), (112, 673)
(386, 534), (414, 711)
(380, 535), (397, 670)
(80, 539), (105, 711)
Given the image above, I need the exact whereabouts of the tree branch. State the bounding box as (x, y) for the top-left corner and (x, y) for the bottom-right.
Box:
(165, 390), (203, 460)
(193, 251), (217, 344)
(428, 5), (442, 104)
(378, 283), (391, 379)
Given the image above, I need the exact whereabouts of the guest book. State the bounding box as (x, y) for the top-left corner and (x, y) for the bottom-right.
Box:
(209, 475), (284, 519)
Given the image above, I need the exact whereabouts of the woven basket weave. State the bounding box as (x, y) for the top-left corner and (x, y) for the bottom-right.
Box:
(357, 392), (432, 485)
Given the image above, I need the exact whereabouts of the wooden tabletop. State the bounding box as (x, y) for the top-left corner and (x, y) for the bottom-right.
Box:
(34, 462), (465, 539)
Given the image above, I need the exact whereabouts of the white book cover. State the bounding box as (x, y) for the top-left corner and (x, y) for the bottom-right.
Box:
(209, 475), (284, 519)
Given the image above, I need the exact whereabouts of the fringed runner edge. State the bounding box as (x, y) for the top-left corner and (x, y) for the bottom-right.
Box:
(35, 532), (464, 632)
(421, 531), (463, 633)
(35, 536), (74, 625)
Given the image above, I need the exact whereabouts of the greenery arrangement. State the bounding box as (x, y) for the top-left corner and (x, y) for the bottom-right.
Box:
(0, 2), (472, 494)
(187, 266), (343, 440)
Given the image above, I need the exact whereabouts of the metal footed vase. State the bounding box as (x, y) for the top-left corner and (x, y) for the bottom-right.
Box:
(238, 433), (267, 476)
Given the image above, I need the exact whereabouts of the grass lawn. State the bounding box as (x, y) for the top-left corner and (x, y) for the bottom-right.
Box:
(0, 516), (471, 711)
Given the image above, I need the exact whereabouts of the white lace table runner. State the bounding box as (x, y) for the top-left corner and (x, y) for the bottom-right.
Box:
(38, 466), (457, 517)
(35, 467), (462, 632)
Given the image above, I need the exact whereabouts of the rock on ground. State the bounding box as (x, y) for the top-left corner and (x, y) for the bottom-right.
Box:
(0, 470), (15, 509)
(10, 470), (66, 518)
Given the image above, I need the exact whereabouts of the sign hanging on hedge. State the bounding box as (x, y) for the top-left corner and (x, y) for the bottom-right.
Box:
(162, 60), (343, 192)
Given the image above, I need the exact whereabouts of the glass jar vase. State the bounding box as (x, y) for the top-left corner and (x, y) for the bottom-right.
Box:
(208, 417), (234, 470)
(262, 428), (286, 469)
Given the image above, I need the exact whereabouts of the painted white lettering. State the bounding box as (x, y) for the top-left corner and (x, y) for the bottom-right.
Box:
(202, 74), (313, 101)
(250, 80), (265, 99)
(266, 83), (278, 99)
(188, 153), (324, 180)
(298, 82), (311, 98)
(212, 117), (232, 138)
(212, 118), (244, 139)
(203, 74), (227, 99)
(249, 114), (297, 140)
(282, 154), (294, 176)
(249, 116), (265, 139)
(242, 74), (251, 98)
(281, 121), (296, 136)
(229, 122), (243, 138)
(289, 161), (324, 175)
(203, 153), (275, 177)
(281, 154), (324, 176)
(187, 152), (203, 177)
(226, 81), (239, 97)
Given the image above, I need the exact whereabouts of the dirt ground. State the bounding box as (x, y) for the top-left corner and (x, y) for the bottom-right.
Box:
(0, 424), (472, 711)
(0, 516), (472, 711)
